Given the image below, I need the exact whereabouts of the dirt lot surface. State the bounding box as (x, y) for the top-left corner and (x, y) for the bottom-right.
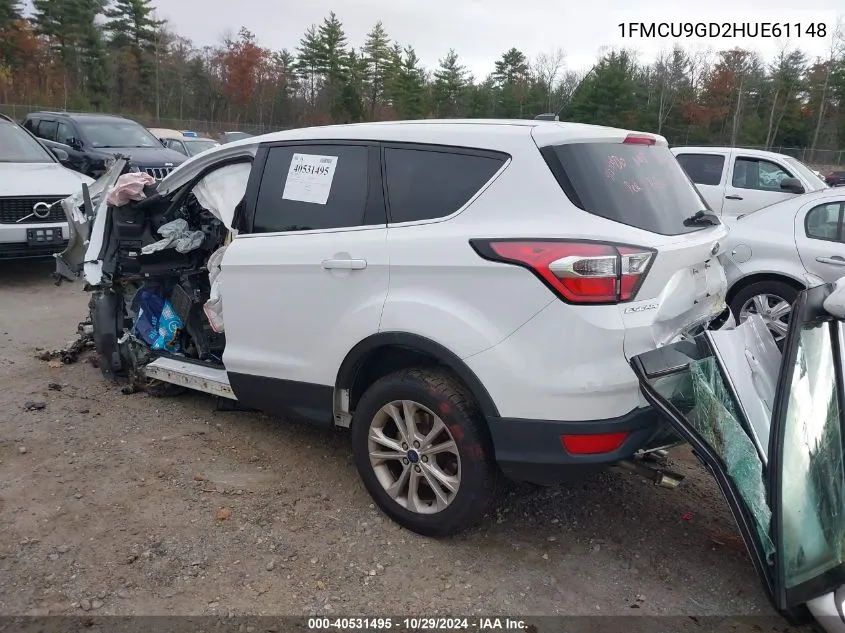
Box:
(0, 260), (814, 631)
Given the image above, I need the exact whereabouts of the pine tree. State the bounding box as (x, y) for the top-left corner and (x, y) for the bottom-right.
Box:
(433, 49), (468, 117)
(33, 0), (109, 105)
(492, 48), (530, 117)
(0, 0), (23, 66)
(295, 24), (322, 116)
(0, 0), (20, 28)
(317, 11), (349, 121)
(391, 46), (427, 119)
(105, 0), (161, 49)
(362, 21), (390, 120)
(339, 47), (365, 122)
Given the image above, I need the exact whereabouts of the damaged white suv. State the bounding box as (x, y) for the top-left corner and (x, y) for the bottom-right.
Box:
(54, 120), (845, 629)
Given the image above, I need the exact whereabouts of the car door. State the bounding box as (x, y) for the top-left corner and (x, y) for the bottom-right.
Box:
(795, 198), (845, 284)
(36, 118), (58, 143)
(723, 155), (797, 218)
(55, 120), (87, 172)
(674, 151), (729, 215)
(631, 281), (845, 630)
(220, 141), (389, 426)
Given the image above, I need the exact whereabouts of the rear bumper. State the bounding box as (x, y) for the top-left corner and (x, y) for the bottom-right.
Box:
(487, 406), (669, 485)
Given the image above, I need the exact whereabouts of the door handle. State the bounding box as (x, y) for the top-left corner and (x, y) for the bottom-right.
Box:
(816, 256), (845, 267)
(322, 258), (367, 270)
(725, 195), (743, 200)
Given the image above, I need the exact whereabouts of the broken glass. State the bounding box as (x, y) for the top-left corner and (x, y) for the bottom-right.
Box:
(650, 354), (775, 560)
(688, 357), (775, 560)
(779, 321), (845, 589)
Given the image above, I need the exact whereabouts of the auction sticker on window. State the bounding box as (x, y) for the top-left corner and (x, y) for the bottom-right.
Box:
(282, 153), (338, 205)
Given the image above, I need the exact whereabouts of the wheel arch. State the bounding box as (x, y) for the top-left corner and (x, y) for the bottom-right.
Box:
(726, 271), (807, 307)
(334, 333), (500, 425)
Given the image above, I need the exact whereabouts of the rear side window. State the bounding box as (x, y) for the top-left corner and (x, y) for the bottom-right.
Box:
(805, 202), (844, 242)
(542, 143), (708, 236)
(676, 153), (725, 186)
(253, 144), (370, 233)
(384, 147), (506, 223)
(37, 120), (58, 141)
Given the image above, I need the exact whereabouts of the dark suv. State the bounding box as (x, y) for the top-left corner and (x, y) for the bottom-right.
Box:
(23, 111), (187, 179)
(826, 171), (845, 187)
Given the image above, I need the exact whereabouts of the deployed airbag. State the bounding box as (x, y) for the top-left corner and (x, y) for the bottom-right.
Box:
(192, 162), (251, 230)
(140, 218), (205, 255)
(203, 244), (226, 333)
(106, 172), (156, 207)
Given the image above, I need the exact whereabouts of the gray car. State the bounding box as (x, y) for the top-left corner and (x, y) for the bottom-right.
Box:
(721, 186), (845, 342)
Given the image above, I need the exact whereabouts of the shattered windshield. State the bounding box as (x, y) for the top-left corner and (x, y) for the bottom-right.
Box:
(77, 119), (162, 149)
(0, 121), (55, 163)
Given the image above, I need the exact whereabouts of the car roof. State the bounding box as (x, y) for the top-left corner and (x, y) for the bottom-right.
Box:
(217, 119), (661, 151)
(157, 119), (666, 195)
(672, 146), (796, 161)
(27, 111), (132, 123)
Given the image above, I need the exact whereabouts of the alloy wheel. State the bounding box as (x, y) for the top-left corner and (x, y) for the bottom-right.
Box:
(739, 293), (792, 342)
(367, 399), (461, 514)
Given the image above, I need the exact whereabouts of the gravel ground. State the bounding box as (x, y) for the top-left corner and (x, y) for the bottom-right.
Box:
(0, 259), (814, 631)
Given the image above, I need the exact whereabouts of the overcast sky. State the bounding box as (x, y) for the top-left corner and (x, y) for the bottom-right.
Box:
(162, 1), (837, 77)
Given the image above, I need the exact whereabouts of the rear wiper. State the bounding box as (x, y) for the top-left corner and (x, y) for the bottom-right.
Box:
(683, 210), (720, 227)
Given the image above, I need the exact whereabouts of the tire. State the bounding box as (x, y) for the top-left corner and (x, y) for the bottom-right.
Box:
(729, 279), (800, 344)
(351, 368), (500, 537)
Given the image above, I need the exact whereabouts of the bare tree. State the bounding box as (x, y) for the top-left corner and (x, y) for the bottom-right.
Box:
(810, 18), (844, 158)
(533, 47), (565, 111)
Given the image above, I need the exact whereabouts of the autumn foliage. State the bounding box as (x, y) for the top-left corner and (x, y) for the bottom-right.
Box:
(0, 0), (843, 156)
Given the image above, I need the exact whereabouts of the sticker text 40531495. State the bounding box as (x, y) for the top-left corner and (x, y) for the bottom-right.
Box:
(282, 153), (339, 205)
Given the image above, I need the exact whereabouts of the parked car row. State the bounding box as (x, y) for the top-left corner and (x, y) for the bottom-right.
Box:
(0, 108), (261, 258)
(48, 118), (845, 631)
(148, 128), (221, 157)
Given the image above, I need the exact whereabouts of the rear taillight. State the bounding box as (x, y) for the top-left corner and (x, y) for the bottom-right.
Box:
(470, 240), (655, 304)
(623, 133), (656, 145)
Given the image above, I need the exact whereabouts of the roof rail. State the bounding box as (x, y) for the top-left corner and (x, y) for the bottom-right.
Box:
(534, 113), (560, 121)
(30, 109), (123, 118)
(0, 112), (13, 123)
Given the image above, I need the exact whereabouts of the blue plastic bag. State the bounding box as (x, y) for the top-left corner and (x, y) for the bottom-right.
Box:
(133, 288), (183, 352)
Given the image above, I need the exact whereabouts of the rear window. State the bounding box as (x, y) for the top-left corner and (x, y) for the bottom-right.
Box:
(541, 143), (709, 236)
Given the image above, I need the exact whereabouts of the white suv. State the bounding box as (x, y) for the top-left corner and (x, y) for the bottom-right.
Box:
(56, 119), (729, 537)
(0, 114), (93, 259)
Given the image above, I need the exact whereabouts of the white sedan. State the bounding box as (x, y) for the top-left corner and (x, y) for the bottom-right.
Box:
(722, 187), (845, 341)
